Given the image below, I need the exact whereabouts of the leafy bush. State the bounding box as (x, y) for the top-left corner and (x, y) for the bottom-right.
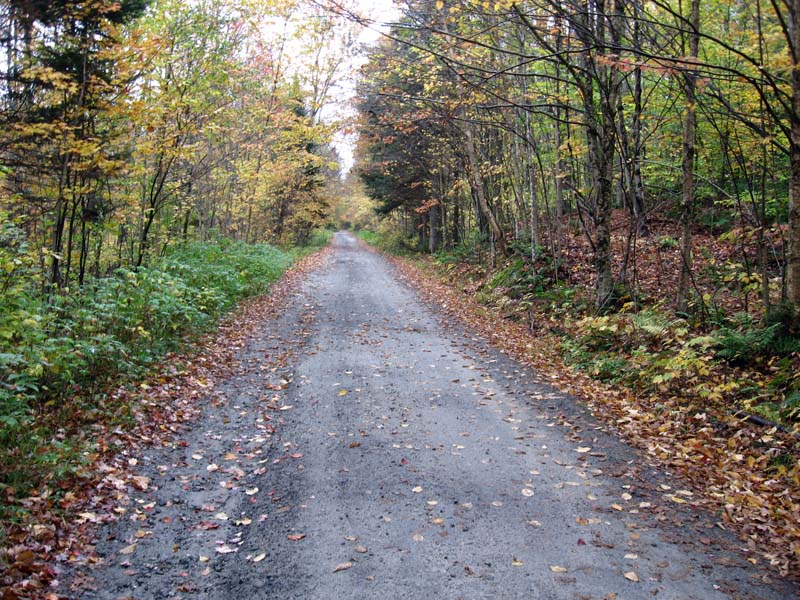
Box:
(0, 239), (293, 495)
(435, 230), (489, 265)
(713, 312), (800, 365)
(357, 228), (417, 254)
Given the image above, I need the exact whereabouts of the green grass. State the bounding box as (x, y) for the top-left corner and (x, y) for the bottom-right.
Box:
(0, 238), (297, 501)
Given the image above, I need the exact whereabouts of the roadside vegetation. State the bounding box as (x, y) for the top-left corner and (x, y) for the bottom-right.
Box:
(0, 233), (336, 506)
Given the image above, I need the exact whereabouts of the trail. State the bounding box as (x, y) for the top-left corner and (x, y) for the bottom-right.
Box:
(72, 232), (797, 599)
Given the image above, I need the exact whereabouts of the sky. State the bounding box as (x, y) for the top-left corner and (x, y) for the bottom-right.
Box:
(326, 0), (401, 175)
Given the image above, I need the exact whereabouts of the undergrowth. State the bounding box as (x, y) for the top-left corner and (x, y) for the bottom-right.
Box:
(0, 236), (301, 501)
(366, 231), (800, 430)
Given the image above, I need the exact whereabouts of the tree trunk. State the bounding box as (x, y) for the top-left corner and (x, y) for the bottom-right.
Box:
(677, 0), (701, 313)
(464, 124), (506, 255)
(788, 141), (800, 306)
(429, 202), (438, 253)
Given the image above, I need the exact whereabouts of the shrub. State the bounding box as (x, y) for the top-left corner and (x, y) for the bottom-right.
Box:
(0, 239), (293, 496)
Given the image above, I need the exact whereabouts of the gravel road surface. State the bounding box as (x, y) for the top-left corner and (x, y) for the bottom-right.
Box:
(72, 232), (798, 599)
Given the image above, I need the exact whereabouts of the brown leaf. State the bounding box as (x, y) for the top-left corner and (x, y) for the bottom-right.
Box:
(333, 561), (353, 572)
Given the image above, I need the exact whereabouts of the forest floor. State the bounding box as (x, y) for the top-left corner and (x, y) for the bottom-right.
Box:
(7, 231), (793, 599)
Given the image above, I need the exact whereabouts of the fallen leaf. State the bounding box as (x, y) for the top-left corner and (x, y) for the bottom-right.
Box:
(215, 544), (237, 554)
(354, 545), (368, 553)
(349, 441), (361, 448)
(206, 464), (219, 472)
(575, 447), (591, 453)
(334, 561), (353, 572)
(287, 534), (305, 541)
(512, 558), (524, 566)
(245, 487), (259, 495)
(338, 390), (348, 396)
(527, 520), (542, 527)
(253, 553), (266, 563)
(412, 486), (423, 493)
(550, 565), (567, 573)
(624, 571), (639, 582)
(521, 488), (534, 497)
(130, 476), (150, 490)
(119, 543), (137, 555)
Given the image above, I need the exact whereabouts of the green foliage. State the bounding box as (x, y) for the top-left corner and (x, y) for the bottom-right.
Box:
(561, 338), (631, 383)
(657, 235), (678, 249)
(713, 312), (800, 365)
(434, 231), (488, 265)
(0, 240), (292, 495)
(357, 228), (417, 255)
(300, 228), (333, 251)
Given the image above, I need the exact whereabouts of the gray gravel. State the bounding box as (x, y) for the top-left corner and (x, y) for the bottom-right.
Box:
(71, 232), (798, 599)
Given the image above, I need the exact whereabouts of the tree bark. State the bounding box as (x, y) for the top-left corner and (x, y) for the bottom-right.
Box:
(788, 0), (800, 307)
(677, 0), (701, 313)
(463, 124), (507, 255)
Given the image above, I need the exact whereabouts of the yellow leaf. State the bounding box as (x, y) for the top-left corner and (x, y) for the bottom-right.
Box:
(550, 565), (567, 573)
(119, 543), (137, 555)
(624, 571), (639, 582)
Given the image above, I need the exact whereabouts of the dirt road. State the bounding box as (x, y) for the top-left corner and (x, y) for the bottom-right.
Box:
(72, 232), (797, 599)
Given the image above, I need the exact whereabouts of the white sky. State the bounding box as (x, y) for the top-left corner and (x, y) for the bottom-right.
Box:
(326, 0), (400, 175)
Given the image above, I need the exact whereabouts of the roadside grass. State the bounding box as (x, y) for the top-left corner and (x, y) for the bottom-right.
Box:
(0, 232), (329, 511)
